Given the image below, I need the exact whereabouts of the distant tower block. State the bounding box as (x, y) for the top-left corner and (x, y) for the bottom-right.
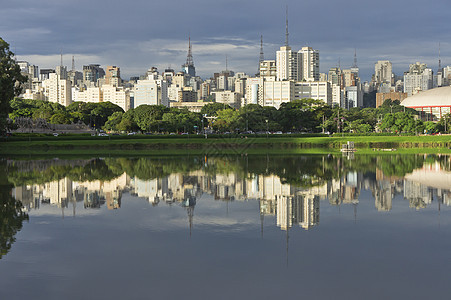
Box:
(182, 34), (196, 77)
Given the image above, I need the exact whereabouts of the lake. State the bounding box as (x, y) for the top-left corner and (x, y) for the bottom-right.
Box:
(1, 154), (450, 299)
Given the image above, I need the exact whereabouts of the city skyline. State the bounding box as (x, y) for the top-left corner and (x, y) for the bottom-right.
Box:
(2, 0), (450, 81)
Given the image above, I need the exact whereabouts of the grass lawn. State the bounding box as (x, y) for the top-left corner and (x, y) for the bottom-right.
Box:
(1, 134), (450, 156)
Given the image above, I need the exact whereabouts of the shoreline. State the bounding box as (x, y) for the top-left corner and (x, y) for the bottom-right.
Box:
(1, 135), (451, 156)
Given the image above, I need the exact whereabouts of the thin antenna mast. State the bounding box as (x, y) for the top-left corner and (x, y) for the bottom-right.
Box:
(285, 5), (289, 47)
(185, 33), (194, 66)
(259, 35), (264, 63)
(353, 48), (358, 68)
(72, 56), (75, 71)
(439, 42), (442, 71)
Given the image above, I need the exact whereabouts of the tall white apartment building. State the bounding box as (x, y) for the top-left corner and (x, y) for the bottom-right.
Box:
(403, 62), (433, 96)
(374, 61), (392, 84)
(167, 85), (181, 102)
(263, 80), (295, 109)
(294, 81), (332, 105)
(199, 81), (211, 100)
(217, 75), (228, 90)
(43, 69), (72, 106)
(72, 87), (102, 103)
(276, 46), (300, 81)
(443, 66), (451, 86)
(213, 91), (241, 109)
(299, 47), (319, 81)
(102, 85), (131, 111)
(244, 77), (264, 106)
(331, 84), (343, 107)
(134, 78), (169, 108)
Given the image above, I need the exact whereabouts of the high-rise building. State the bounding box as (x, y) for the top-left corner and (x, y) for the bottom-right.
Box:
(276, 46), (300, 81)
(213, 90), (241, 109)
(374, 61), (392, 84)
(83, 64), (105, 86)
(342, 69), (358, 88)
(344, 85), (363, 109)
(134, 77), (168, 108)
(244, 77), (264, 106)
(403, 62), (433, 96)
(328, 67), (342, 87)
(259, 60), (276, 78)
(102, 85), (131, 111)
(263, 79), (295, 108)
(43, 69), (72, 106)
(105, 66), (121, 86)
(299, 47), (319, 81)
(294, 81), (332, 105)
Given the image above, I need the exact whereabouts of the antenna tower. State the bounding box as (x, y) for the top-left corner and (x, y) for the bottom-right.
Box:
(72, 56), (75, 71)
(259, 35), (264, 63)
(60, 50), (63, 67)
(352, 48), (358, 68)
(439, 42), (442, 71)
(185, 34), (194, 67)
(285, 6), (289, 47)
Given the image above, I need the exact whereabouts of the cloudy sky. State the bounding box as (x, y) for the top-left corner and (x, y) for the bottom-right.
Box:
(1, 0), (450, 81)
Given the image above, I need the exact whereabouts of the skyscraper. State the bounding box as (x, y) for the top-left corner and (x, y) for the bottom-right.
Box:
(299, 46), (319, 81)
(105, 66), (121, 86)
(276, 46), (300, 81)
(374, 61), (392, 84)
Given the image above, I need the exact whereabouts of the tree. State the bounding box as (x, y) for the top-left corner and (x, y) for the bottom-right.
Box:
(213, 108), (241, 132)
(200, 102), (232, 116)
(0, 38), (27, 134)
(49, 112), (71, 124)
(103, 111), (123, 131)
(133, 105), (168, 132)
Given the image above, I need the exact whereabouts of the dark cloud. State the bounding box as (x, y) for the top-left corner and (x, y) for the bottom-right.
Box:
(2, 0), (450, 80)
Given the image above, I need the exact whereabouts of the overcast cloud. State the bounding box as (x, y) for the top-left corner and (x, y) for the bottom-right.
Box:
(1, 0), (450, 80)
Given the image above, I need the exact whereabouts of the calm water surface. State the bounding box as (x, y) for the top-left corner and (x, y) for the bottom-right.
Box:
(1, 154), (451, 299)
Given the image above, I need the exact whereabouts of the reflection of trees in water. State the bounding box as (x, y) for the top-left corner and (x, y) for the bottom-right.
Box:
(104, 157), (204, 181)
(7, 158), (124, 186)
(0, 186), (29, 259)
(376, 155), (425, 177)
(5, 154), (445, 189)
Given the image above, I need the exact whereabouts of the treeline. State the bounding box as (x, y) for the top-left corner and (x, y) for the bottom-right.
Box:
(9, 98), (123, 130)
(9, 98), (451, 134)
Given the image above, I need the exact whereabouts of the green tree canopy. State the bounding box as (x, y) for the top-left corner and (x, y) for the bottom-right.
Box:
(200, 102), (233, 116)
(0, 38), (27, 133)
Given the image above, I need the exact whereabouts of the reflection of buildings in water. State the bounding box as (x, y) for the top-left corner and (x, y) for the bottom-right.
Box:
(133, 174), (199, 205)
(327, 173), (361, 207)
(373, 169), (403, 211)
(276, 195), (320, 231)
(403, 162), (451, 209)
(11, 158), (451, 230)
(277, 196), (293, 231)
(403, 180), (432, 210)
(13, 173), (130, 213)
